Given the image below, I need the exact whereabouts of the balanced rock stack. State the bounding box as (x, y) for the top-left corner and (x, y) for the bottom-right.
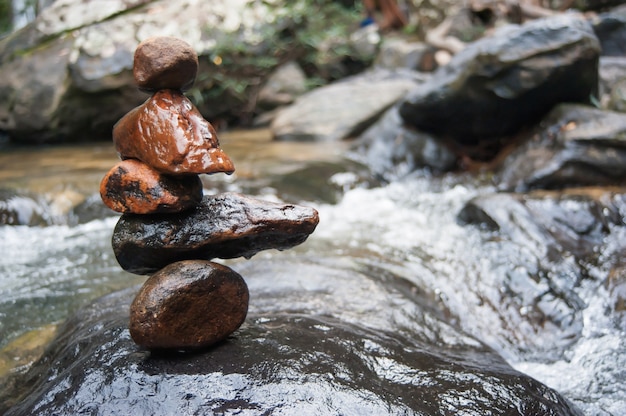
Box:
(100, 37), (319, 350)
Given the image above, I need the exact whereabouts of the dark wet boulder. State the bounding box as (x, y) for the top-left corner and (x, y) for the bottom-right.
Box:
(497, 104), (626, 192)
(398, 12), (600, 160)
(1, 258), (582, 415)
(130, 260), (249, 350)
(100, 159), (203, 214)
(591, 6), (626, 56)
(112, 192), (320, 274)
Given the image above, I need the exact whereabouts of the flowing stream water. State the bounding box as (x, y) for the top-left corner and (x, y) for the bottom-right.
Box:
(0, 130), (624, 415)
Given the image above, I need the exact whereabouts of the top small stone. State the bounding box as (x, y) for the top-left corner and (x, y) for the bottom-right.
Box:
(133, 37), (199, 92)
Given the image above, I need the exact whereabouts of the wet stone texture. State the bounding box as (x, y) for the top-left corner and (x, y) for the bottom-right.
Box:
(457, 187), (626, 356)
(398, 12), (600, 160)
(130, 260), (249, 350)
(112, 192), (320, 275)
(1, 259), (582, 415)
(100, 159), (203, 214)
(113, 89), (235, 175)
(497, 104), (626, 192)
(133, 36), (199, 92)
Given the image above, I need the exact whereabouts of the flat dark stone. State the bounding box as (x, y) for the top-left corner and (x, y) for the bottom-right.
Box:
(112, 192), (319, 274)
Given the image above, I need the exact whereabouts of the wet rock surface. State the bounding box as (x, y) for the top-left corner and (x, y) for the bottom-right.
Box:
(591, 5), (626, 56)
(112, 192), (320, 275)
(130, 260), (249, 349)
(100, 159), (203, 214)
(2, 259), (582, 416)
(497, 104), (626, 192)
(398, 12), (600, 159)
(113, 90), (235, 175)
(458, 187), (626, 262)
(457, 187), (626, 360)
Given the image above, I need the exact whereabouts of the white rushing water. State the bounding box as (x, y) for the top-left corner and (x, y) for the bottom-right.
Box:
(0, 217), (141, 346)
(306, 172), (625, 416)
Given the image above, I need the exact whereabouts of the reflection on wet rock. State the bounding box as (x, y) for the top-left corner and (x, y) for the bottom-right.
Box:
(1, 259), (582, 415)
(113, 90), (235, 175)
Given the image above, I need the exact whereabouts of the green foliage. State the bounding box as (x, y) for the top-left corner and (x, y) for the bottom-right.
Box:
(191, 0), (364, 120)
(0, 0), (12, 35)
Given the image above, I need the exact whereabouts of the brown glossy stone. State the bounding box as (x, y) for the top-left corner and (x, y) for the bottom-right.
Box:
(100, 159), (202, 214)
(133, 37), (199, 92)
(130, 260), (249, 350)
(112, 192), (320, 275)
(113, 90), (235, 175)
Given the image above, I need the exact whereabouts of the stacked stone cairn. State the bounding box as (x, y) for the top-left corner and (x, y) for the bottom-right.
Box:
(100, 37), (319, 350)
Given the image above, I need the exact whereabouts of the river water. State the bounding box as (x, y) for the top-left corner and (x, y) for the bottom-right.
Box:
(0, 130), (624, 415)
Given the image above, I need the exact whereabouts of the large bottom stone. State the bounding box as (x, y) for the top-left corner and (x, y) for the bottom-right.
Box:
(130, 260), (249, 350)
(1, 258), (581, 415)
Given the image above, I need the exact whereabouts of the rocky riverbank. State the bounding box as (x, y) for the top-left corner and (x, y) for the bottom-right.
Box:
(1, 1), (626, 414)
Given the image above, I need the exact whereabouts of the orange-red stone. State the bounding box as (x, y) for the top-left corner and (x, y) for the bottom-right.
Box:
(133, 37), (199, 92)
(113, 90), (235, 175)
(100, 159), (203, 214)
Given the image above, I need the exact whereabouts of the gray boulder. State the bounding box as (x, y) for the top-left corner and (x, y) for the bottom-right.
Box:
(398, 12), (600, 160)
(591, 5), (626, 56)
(497, 104), (626, 192)
(271, 68), (425, 141)
(257, 61), (308, 110)
(374, 37), (438, 72)
(1, 258), (582, 416)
